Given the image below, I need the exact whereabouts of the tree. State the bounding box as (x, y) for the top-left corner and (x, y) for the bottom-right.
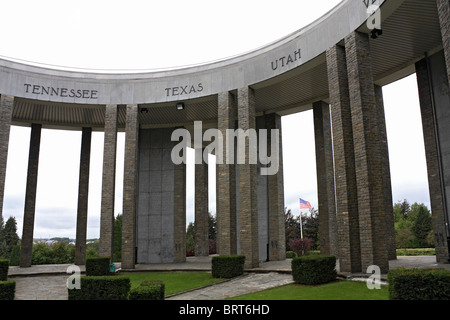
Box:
(186, 222), (195, 256)
(285, 208), (300, 250)
(208, 213), (216, 240)
(411, 203), (433, 248)
(396, 226), (415, 255)
(0, 217), (19, 259)
(303, 207), (319, 250)
(393, 199), (410, 221)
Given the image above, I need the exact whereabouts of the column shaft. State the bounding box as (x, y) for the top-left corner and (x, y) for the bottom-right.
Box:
(122, 104), (139, 269)
(416, 58), (450, 262)
(173, 162), (186, 262)
(345, 31), (389, 273)
(20, 123), (42, 267)
(374, 85), (397, 260)
(265, 113), (286, 261)
(326, 45), (361, 273)
(313, 101), (337, 256)
(195, 157), (209, 256)
(99, 105), (118, 259)
(216, 92), (237, 255)
(0, 95), (14, 221)
(75, 127), (92, 265)
(237, 86), (259, 268)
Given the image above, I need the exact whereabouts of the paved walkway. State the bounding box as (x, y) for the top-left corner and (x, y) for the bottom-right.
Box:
(6, 256), (450, 300)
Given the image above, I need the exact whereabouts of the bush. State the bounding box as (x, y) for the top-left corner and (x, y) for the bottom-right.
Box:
(286, 251), (297, 259)
(289, 238), (312, 257)
(68, 276), (130, 300)
(291, 255), (337, 285)
(212, 255), (245, 278)
(388, 268), (450, 300)
(129, 280), (165, 300)
(0, 259), (9, 281)
(0, 281), (15, 300)
(86, 256), (111, 276)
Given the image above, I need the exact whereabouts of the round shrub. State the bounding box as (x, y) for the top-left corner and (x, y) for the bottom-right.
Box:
(291, 255), (337, 285)
(286, 251), (297, 259)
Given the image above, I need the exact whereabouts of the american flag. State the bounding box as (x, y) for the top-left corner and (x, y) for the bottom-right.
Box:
(299, 198), (311, 209)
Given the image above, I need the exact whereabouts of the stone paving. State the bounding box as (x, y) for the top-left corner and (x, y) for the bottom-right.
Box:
(167, 272), (294, 300)
(6, 256), (450, 300)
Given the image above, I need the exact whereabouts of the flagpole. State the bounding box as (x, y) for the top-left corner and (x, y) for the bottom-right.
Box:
(299, 212), (303, 239)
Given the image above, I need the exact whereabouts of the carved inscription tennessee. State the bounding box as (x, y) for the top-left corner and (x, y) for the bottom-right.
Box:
(24, 83), (99, 99)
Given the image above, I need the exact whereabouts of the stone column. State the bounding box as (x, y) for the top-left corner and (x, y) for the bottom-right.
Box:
(237, 86), (259, 268)
(20, 123), (42, 268)
(437, 0), (450, 87)
(345, 31), (389, 273)
(75, 127), (92, 265)
(374, 85), (397, 261)
(0, 95), (14, 222)
(313, 101), (337, 256)
(122, 104), (139, 269)
(326, 45), (361, 273)
(195, 154), (209, 256)
(416, 58), (450, 263)
(216, 92), (237, 255)
(265, 113), (286, 261)
(173, 161), (186, 263)
(99, 105), (118, 259)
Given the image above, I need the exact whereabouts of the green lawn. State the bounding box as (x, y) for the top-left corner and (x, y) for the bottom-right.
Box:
(123, 272), (224, 296)
(228, 280), (389, 300)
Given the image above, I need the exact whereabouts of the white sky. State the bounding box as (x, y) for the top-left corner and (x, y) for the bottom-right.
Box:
(0, 1), (430, 239)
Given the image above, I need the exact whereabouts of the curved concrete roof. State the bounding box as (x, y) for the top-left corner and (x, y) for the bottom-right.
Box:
(0, 0), (444, 128)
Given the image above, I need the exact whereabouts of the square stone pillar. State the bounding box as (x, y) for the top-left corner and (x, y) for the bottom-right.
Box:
(264, 113), (286, 261)
(437, 0), (450, 88)
(137, 128), (186, 263)
(313, 101), (337, 256)
(173, 161), (186, 263)
(374, 86), (397, 261)
(216, 92), (237, 255)
(0, 95), (14, 222)
(416, 57), (450, 263)
(20, 123), (42, 268)
(99, 105), (118, 259)
(345, 31), (389, 273)
(75, 127), (92, 265)
(326, 45), (361, 273)
(195, 155), (209, 256)
(237, 86), (259, 268)
(122, 104), (139, 269)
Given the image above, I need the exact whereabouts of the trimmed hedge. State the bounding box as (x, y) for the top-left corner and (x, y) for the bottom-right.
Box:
(129, 280), (165, 300)
(68, 276), (130, 300)
(85, 257), (111, 276)
(291, 255), (337, 285)
(0, 259), (9, 281)
(212, 255), (245, 278)
(0, 281), (15, 300)
(286, 251), (297, 259)
(388, 268), (450, 300)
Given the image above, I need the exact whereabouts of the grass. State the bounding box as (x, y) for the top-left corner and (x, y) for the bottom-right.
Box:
(123, 272), (224, 296)
(227, 280), (389, 300)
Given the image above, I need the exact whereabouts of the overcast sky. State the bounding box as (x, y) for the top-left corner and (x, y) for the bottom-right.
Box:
(0, 0), (430, 239)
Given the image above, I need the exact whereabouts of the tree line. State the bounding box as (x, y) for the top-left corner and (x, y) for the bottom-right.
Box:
(0, 198), (436, 264)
